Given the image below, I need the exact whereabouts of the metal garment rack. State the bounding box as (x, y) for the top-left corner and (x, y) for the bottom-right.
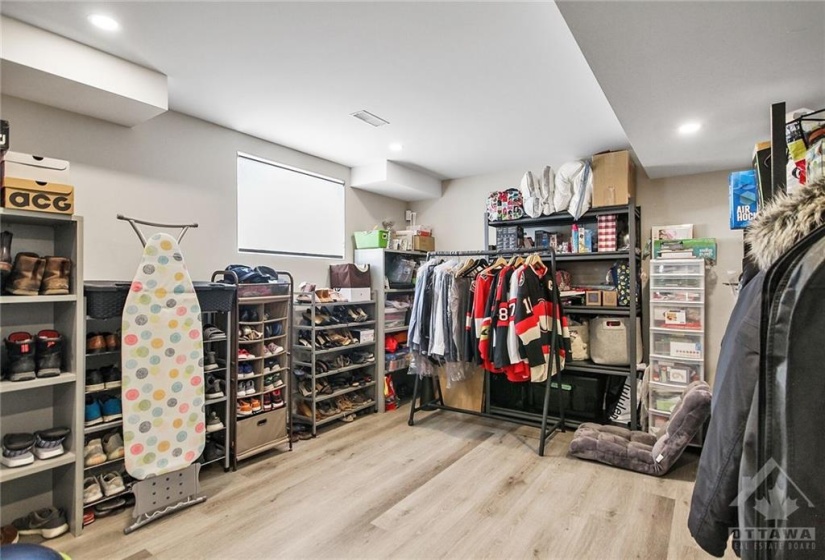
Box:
(407, 247), (566, 457)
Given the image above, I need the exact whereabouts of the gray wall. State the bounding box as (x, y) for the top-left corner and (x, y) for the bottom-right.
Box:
(1, 94), (407, 285)
(411, 166), (743, 386)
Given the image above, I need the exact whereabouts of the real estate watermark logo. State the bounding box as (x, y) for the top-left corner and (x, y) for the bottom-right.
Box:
(731, 458), (817, 552)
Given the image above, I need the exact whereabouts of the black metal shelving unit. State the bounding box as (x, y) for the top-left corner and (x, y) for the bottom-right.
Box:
(483, 200), (643, 430)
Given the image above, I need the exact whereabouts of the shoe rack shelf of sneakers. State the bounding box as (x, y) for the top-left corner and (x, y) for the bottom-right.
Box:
(292, 292), (378, 436)
(82, 317), (133, 526)
(232, 291), (293, 465)
(0, 208), (84, 539)
(200, 312), (231, 471)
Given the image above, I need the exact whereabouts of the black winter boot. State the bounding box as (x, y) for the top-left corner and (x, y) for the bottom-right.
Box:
(4, 332), (36, 382)
(35, 330), (63, 378)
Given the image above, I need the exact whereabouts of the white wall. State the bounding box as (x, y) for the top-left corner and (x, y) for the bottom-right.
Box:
(0, 95), (407, 285)
(410, 166), (743, 386)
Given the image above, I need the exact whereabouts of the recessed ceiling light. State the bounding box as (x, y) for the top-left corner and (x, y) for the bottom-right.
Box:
(389, 143), (403, 152)
(88, 14), (120, 32)
(678, 122), (701, 135)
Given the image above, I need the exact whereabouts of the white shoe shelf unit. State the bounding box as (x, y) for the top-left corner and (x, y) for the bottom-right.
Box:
(353, 249), (428, 410)
(648, 258), (706, 435)
(0, 208), (84, 537)
(232, 283), (293, 467)
(292, 293), (378, 436)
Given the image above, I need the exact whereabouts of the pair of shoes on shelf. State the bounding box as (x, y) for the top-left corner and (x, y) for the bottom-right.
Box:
(204, 351), (225, 371)
(205, 375), (227, 400)
(83, 470), (127, 504)
(237, 380), (256, 397)
(262, 373), (284, 392)
(1, 428), (71, 468)
(263, 343), (284, 357)
(239, 307), (260, 323)
(86, 366), (121, 392)
(202, 324), (225, 340)
(264, 322), (283, 338)
(262, 389), (284, 412)
(4, 330), (64, 382)
(237, 363), (255, 379)
(5, 253), (71, 296)
(85, 395), (122, 426)
(86, 331), (119, 353)
(83, 431), (123, 467)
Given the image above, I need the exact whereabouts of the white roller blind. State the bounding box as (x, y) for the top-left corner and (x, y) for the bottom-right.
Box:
(237, 153), (345, 259)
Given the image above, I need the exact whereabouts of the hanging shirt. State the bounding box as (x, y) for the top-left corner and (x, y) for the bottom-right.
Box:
(505, 265), (530, 382)
(477, 271), (502, 373)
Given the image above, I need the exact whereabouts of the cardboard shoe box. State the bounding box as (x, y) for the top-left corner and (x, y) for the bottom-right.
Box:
(332, 287), (371, 302)
(592, 150), (636, 207)
(2, 151), (71, 184)
(1, 177), (74, 215)
(352, 328), (375, 343)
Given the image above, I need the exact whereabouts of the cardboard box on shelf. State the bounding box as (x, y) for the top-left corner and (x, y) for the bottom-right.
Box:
(352, 328), (375, 343)
(413, 235), (435, 253)
(585, 291), (602, 306)
(601, 290), (618, 307)
(2, 151), (70, 184)
(1, 177), (74, 215)
(592, 150), (636, 208)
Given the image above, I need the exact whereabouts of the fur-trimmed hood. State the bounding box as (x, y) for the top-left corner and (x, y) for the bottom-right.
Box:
(746, 176), (825, 270)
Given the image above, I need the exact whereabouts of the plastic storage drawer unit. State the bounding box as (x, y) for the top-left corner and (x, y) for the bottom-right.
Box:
(649, 385), (683, 414)
(651, 288), (704, 303)
(651, 303), (704, 331)
(651, 261), (704, 276)
(651, 356), (703, 385)
(651, 331), (702, 360)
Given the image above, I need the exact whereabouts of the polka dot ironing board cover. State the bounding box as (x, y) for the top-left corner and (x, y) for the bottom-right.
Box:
(121, 233), (206, 479)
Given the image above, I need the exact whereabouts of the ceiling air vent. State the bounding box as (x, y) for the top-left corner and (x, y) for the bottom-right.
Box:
(351, 110), (390, 127)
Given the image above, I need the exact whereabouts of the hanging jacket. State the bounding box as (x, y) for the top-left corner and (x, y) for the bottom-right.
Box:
(689, 178), (825, 557)
(513, 263), (571, 383)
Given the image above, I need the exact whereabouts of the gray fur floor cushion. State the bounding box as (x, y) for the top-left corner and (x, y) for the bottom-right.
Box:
(569, 381), (712, 476)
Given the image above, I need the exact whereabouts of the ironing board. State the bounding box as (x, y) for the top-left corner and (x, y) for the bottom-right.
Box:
(118, 216), (207, 533)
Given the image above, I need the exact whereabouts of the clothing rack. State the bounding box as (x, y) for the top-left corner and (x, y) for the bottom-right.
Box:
(407, 247), (566, 457)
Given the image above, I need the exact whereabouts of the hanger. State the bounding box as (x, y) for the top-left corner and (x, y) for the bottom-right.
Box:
(481, 257), (507, 276)
(456, 258), (476, 277)
(507, 255), (525, 267)
(461, 258), (489, 278)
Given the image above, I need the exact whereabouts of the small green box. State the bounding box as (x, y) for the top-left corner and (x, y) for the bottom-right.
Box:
(353, 230), (389, 249)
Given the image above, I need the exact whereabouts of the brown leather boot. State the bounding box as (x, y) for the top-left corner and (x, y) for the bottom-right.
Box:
(0, 231), (12, 278)
(6, 253), (46, 296)
(86, 333), (106, 354)
(104, 332), (120, 351)
(40, 257), (71, 295)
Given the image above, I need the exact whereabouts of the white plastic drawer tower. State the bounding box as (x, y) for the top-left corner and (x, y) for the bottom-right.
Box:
(648, 258), (705, 434)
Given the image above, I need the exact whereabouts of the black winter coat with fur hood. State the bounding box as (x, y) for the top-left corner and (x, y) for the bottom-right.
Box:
(688, 177), (825, 557)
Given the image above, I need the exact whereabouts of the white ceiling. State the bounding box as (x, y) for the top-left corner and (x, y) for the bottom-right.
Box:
(3, 2), (822, 183)
(558, 1), (825, 178)
(0, 1), (629, 181)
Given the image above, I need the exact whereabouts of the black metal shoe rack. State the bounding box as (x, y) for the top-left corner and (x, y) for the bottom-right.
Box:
(407, 247), (566, 457)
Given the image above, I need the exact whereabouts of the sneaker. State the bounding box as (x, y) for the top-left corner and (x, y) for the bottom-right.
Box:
(102, 431), (124, 460)
(33, 427), (70, 460)
(205, 375), (225, 399)
(86, 369), (105, 392)
(272, 389), (285, 409)
(249, 397), (262, 413)
(202, 324), (225, 341)
(1, 433), (35, 467)
(83, 476), (103, 504)
(238, 349), (255, 360)
(82, 509), (95, 527)
(204, 351), (218, 371)
(299, 380), (313, 397)
(85, 397), (103, 426)
(94, 497), (126, 517)
(271, 373), (285, 390)
(12, 507), (69, 539)
(262, 392), (273, 411)
(86, 332), (106, 354)
(206, 411), (224, 433)
(104, 332), (120, 352)
(267, 343), (285, 357)
(103, 366), (122, 389)
(35, 330), (62, 377)
(100, 472), (126, 496)
(237, 399), (252, 416)
(263, 375), (275, 392)
(203, 440), (225, 463)
(4, 332), (36, 382)
(238, 363), (254, 379)
(84, 439), (107, 467)
(100, 396), (122, 422)
(1, 524), (19, 545)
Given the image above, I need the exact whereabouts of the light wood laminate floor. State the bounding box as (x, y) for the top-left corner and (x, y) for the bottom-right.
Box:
(46, 407), (735, 559)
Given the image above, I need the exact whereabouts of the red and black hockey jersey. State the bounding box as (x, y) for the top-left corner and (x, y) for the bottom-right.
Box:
(513, 263), (571, 382)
